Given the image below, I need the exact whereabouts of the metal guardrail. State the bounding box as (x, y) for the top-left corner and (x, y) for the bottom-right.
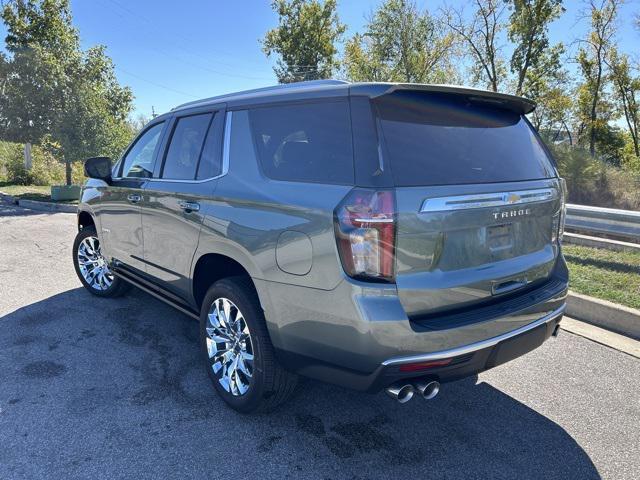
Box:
(566, 204), (640, 243)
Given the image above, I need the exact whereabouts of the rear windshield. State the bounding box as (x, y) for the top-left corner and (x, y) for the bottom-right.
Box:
(374, 91), (555, 186)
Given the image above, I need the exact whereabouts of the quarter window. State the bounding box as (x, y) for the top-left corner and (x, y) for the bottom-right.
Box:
(121, 122), (164, 178)
(162, 113), (213, 180)
(247, 101), (354, 184)
(196, 113), (223, 179)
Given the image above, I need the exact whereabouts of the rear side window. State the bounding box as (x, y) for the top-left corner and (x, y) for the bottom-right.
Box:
(375, 91), (555, 186)
(247, 101), (354, 184)
(162, 113), (213, 180)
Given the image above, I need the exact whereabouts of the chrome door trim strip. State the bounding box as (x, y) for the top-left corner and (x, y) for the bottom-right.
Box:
(381, 304), (565, 366)
(420, 188), (557, 213)
(221, 110), (232, 177)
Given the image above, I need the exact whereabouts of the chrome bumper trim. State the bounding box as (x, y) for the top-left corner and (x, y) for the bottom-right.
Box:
(381, 304), (566, 367)
(420, 188), (557, 213)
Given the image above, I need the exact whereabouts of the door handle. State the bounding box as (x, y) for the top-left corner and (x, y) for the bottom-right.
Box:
(492, 278), (527, 295)
(178, 201), (200, 212)
(127, 193), (142, 204)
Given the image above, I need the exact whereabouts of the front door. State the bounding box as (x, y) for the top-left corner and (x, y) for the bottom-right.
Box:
(98, 120), (166, 273)
(141, 107), (225, 300)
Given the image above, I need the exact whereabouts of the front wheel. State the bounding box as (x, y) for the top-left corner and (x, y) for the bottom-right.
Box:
(72, 226), (129, 297)
(200, 277), (297, 413)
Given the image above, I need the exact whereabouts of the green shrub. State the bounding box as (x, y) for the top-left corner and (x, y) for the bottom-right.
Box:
(621, 141), (640, 174)
(0, 141), (21, 182)
(0, 140), (85, 185)
(549, 143), (640, 210)
(597, 165), (640, 210)
(551, 144), (599, 204)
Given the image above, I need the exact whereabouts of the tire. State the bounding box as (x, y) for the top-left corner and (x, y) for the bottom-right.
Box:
(200, 276), (298, 413)
(72, 226), (130, 297)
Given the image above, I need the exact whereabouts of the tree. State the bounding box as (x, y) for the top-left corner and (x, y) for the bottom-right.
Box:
(507, 0), (565, 96)
(528, 74), (572, 139)
(575, 0), (620, 157)
(51, 45), (135, 184)
(0, 0), (133, 185)
(343, 0), (456, 84)
(607, 47), (640, 159)
(130, 113), (151, 133)
(0, 0), (78, 148)
(0, 51), (8, 125)
(262, 0), (345, 83)
(444, 0), (507, 92)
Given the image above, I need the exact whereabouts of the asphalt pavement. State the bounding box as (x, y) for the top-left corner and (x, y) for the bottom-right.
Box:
(0, 200), (638, 479)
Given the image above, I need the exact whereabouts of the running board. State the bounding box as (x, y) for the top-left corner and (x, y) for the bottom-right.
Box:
(113, 268), (199, 320)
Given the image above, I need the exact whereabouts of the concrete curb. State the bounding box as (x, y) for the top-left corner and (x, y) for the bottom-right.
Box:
(17, 198), (77, 213)
(560, 317), (640, 359)
(566, 291), (640, 340)
(564, 232), (640, 253)
(1, 191), (77, 213)
(0, 191), (16, 203)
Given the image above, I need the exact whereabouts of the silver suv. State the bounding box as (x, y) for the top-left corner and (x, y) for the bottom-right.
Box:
(73, 80), (568, 412)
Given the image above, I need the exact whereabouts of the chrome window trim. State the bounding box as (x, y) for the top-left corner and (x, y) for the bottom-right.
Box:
(353, 217), (394, 224)
(222, 110), (232, 176)
(420, 188), (557, 213)
(114, 111), (232, 184)
(381, 304), (565, 366)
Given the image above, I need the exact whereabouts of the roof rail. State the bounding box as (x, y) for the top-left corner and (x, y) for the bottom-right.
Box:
(172, 79), (350, 111)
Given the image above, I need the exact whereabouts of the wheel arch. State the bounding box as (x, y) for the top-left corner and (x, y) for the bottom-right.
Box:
(191, 252), (261, 311)
(191, 250), (285, 372)
(77, 209), (96, 231)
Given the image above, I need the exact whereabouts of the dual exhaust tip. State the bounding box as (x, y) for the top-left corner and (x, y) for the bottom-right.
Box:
(386, 380), (440, 403)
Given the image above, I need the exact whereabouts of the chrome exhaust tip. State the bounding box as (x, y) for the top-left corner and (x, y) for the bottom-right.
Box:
(385, 383), (415, 403)
(414, 380), (440, 400)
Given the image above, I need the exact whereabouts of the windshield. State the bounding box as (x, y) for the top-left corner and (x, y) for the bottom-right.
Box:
(374, 91), (555, 187)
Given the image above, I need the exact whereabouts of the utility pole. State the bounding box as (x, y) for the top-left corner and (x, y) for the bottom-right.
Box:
(23, 143), (32, 170)
(151, 106), (157, 118)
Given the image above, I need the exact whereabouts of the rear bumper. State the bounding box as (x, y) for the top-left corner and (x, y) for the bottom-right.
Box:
(257, 262), (568, 392)
(373, 305), (564, 392)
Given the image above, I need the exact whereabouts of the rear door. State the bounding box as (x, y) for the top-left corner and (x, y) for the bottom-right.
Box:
(98, 120), (166, 273)
(140, 106), (226, 299)
(371, 90), (562, 317)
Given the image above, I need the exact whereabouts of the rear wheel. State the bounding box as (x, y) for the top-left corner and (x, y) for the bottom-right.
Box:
(72, 226), (129, 297)
(200, 276), (297, 413)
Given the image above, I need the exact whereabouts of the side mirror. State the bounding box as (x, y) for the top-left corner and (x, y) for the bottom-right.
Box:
(84, 156), (112, 183)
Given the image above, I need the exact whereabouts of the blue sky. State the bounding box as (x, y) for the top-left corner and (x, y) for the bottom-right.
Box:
(2, 0), (639, 118)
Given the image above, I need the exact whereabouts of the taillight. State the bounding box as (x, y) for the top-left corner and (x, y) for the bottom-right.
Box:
(552, 178), (567, 244)
(399, 358), (452, 372)
(334, 188), (396, 283)
(559, 177), (567, 240)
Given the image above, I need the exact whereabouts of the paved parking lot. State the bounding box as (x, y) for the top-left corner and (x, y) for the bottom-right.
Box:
(1, 201), (639, 480)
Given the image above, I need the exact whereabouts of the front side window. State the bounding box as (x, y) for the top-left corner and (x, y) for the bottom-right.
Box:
(162, 113), (213, 180)
(247, 101), (354, 184)
(121, 122), (164, 178)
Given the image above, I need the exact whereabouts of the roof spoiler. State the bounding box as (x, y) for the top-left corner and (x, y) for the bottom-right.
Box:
(361, 83), (536, 115)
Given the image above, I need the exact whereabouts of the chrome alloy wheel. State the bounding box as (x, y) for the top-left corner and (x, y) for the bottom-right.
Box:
(206, 297), (254, 396)
(77, 236), (114, 291)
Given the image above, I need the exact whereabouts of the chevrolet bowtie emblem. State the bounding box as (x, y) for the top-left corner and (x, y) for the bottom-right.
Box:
(506, 193), (521, 204)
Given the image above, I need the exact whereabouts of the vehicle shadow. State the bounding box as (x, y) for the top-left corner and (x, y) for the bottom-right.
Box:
(0, 287), (600, 479)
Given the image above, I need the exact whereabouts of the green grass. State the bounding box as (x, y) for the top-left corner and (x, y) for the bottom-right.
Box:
(0, 183), (78, 204)
(563, 244), (640, 310)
